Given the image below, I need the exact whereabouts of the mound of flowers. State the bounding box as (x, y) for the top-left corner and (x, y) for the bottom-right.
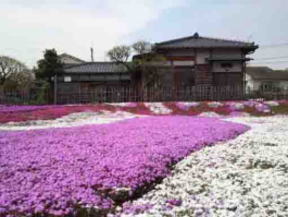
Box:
(0, 116), (248, 216)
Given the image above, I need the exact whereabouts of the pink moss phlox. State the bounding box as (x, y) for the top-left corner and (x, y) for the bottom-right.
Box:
(166, 199), (182, 207)
(0, 116), (248, 216)
(255, 103), (271, 113)
(121, 202), (154, 215)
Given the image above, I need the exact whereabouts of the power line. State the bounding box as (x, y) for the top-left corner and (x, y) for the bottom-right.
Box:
(253, 56), (288, 61)
(250, 60), (288, 64)
(260, 43), (288, 48)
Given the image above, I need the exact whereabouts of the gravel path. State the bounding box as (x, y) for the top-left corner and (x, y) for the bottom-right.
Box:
(118, 116), (288, 217)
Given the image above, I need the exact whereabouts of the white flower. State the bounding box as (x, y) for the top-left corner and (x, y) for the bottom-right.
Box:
(120, 116), (288, 217)
(0, 111), (143, 131)
(198, 112), (222, 118)
(207, 102), (223, 108)
(265, 101), (279, 107)
(144, 103), (172, 114)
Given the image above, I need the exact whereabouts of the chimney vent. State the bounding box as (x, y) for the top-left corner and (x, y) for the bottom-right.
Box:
(193, 32), (199, 38)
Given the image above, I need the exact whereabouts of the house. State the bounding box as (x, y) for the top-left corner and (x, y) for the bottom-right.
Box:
(135, 33), (258, 88)
(246, 66), (288, 92)
(57, 62), (130, 93)
(56, 33), (258, 102)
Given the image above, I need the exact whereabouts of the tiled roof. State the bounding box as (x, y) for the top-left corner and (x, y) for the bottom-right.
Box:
(155, 33), (258, 50)
(247, 66), (288, 81)
(63, 62), (128, 73)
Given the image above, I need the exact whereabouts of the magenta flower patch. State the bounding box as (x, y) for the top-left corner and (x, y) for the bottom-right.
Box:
(0, 105), (61, 113)
(0, 116), (248, 216)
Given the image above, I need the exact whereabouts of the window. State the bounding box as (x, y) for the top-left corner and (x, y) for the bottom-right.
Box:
(64, 76), (72, 82)
(221, 63), (233, 68)
(260, 82), (279, 92)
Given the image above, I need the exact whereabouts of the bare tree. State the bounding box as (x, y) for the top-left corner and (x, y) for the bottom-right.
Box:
(132, 41), (152, 55)
(0, 56), (28, 85)
(107, 41), (167, 88)
(4, 69), (34, 91)
(107, 45), (131, 63)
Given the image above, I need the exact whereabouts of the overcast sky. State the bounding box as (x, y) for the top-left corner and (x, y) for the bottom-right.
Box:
(1, 0), (288, 69)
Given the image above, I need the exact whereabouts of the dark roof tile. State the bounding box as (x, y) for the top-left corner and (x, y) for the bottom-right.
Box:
(63, 62), (127, 73)
(155, 33), (258, 50)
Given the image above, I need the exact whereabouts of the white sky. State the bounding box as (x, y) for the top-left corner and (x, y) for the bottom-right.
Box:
(1, 0), (288, 69)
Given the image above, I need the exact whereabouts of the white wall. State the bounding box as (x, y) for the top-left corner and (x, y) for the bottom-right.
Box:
(245, 74), (288, 92)
(279, 81), (288, 90)
(245, 74), (261, 92)
(196, 49), (210, 64)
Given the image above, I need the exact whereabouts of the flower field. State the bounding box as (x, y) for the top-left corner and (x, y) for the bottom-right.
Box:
(0, 100), (288, 217)
(0, 116), (248, 216)
(120, 116), (288, 217)
(0, 100), (288, 125)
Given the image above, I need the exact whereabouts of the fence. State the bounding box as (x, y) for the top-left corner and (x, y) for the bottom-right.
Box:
(56, 85), (288, 104)
(0, 90), (52, 105)
(1, 85), (288, 105)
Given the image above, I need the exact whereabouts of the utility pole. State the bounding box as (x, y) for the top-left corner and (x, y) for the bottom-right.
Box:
(90, 47), (94, 62)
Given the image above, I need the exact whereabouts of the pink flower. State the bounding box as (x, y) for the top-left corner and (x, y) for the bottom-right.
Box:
(0, 116), (248, 216)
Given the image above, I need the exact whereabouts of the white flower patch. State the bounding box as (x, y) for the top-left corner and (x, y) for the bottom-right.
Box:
(0, 111), (144, 131)
(106, 103), (132, 107)
(198, 112), (222, 118)
(106, 102), (138, 108)
(144, 103), (172, 115)
(176, 102), (200, 111)
(179, 102), (200, 107)
(119, 116), (288, 217)
(265, 101), (280, 107)
(186, 102), (200, 107)
(227, 102), (245, 110)
(228, 112), (250, 117)
(207, 101), (223, 108)
(234, 103), (245, 110)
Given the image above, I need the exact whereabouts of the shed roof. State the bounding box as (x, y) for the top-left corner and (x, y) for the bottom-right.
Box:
(247, 66), (288, 81)
(63, 62), (128, 74)
(155, 33), (258, 51)
(59, 53), (86, 63)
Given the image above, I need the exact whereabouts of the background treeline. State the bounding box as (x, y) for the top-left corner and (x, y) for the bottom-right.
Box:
(0, 49), (63, 104)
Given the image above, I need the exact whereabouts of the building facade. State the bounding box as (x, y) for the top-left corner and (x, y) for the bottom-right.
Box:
(56, 33), (258, 102)
(142, 33), (258, 88)
(246, 66), (288, 92)
(57, 62), (130, 93)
